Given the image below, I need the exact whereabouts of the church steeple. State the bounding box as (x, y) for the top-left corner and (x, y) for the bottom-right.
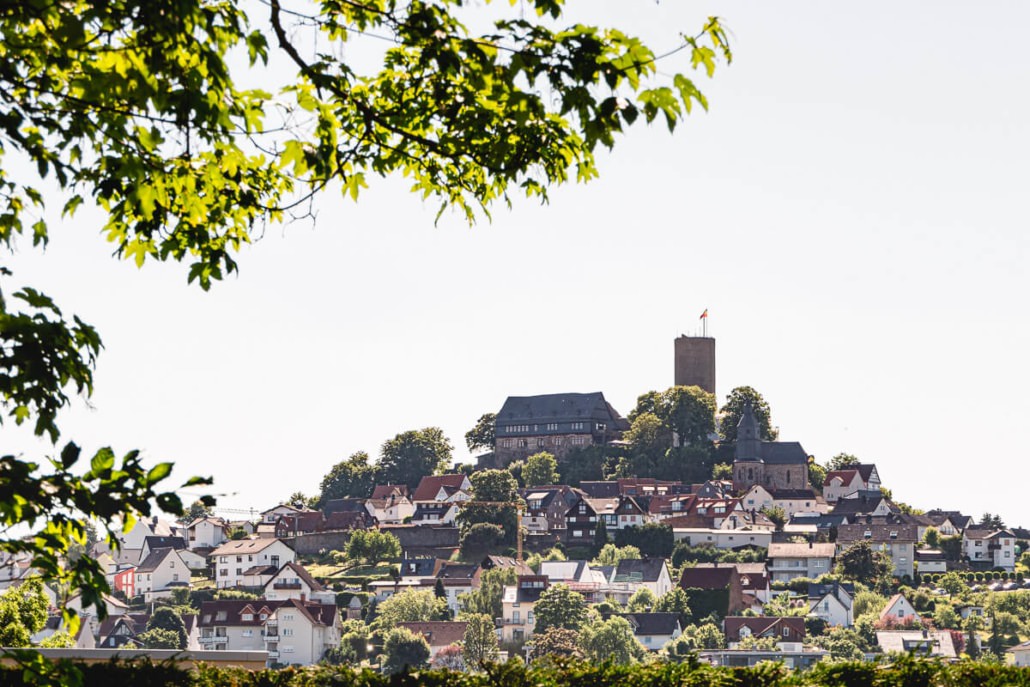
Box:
(735, 401), (762, 461)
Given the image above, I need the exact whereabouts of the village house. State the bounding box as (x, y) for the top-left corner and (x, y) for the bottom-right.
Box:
(830, 492), (898, 522)
(491, 392), (630, 467)
(263, 562), (331, 603)
(522, 486), (580, 532)
(915, 549), (948, 574)
(622, 612), (682, 650)
(679, 564), (747, 616)
(1007, 640), (1030, 667)
(607, 559), (673, 603)
(962, 528), (1016, 570)
(397, 621), (469, 659)
(134, 547), (189, 602)
(499, 575), (549, 643)
(184, 516), (228, 550)
(210, 538), (296, 589)
(564, 494), (599, 546)
(880, 593), (921, 625)
(808, 582), (854, 627)
(766, 542), (836, 583)
(875, 630), (957, 659)
(198, 599), (281, 652)
(671, 526), (773, 551)
(366, 485), (415, 524)
(925, 510), (973, 536)
(822, 464), (881, 503)
(263, 598), (341, 666)
(836, 523), (919, 579)
(724, 616), (806, 648)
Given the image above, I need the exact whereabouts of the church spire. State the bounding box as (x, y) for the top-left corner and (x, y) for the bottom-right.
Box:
(735, 401), (761, 461)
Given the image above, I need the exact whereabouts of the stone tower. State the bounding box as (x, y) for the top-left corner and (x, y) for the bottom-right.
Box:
(673, 335), (716, 396)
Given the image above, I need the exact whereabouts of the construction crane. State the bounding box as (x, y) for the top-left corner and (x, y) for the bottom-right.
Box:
(458, 500), (526, 562)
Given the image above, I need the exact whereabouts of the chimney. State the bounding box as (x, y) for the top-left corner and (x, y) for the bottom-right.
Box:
(808, 541), (813, 549)
(300, 593), (306, 602)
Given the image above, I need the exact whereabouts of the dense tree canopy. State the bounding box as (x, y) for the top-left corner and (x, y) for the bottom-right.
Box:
(718, 386), (777, 444)
(630, 386), (717, 449)
(533, 583), (588, 633)
(319, 451), (377, 504)
(0, 0), (731, 614)
(523, 451), (560, 487)
(465, 413), (497, 454)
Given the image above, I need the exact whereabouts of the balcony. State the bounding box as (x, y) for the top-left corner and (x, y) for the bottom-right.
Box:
(267, 650), (279, 660)
(497, 618), (526, 626)
(274, 582), (302, 590)
(199, 635), (227, 645)
(262, 629), (279, 638)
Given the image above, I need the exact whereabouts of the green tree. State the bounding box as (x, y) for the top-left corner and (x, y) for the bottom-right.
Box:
(979, 513), (1005, 530)
(851, 590), (889, 619)
(465, 414), (497, 455)
(147, 607), (188, 649)
(718, 386), (778, 444)
(836, 542), (894, 586)
(614, 523), (674, 558)
(939, 571), (966, 597)
(533, 584), (588, 633)
(933, 604), (960, 630)
(736, 635), (780, 651)
(655, 588), (693, 625)
(626, 587), (657, 612)
(808, 460), (827, 492)
(677, 622), (725, 650)
(461, 613), (499, 667)
(591, 544), (642, 567)
(0, 0), (731, 617)
(382, 627), (430, 674)
(623, 412), (672, 457)
(761, 505), (787, 532)
(594, 518), (609, 551)
(137, 627), (182, 649)
(459, 523), (505, 557)
(460, 567), (517, 620)
(827, 453), (861, 471)
(38, 631), (75, 648)
(925, 526), (941, 550)
(378, 428), (453, 489)
(0, 579), (49, 647)
(528, 627), (583, 662)
(812, 627), (866, 661)
(339, 619), (371, 662)
(458, 469), (520, 543)
(523, 452), (560, 488)
(319, 452), (377, 504)
(373, 589), (448, 631)
(345, 529), (401, 566)
(642, 386), (718, 449)
(178, 500), (214, 525)
(580, 615), (645, 664)
(712, 463), (733, 480)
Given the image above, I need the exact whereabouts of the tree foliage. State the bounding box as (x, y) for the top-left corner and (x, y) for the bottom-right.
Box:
(827, 453), (861, 471)
(718, 386), (777, 444)
(580, 615), (645, 665)
(147, 607), (188, 649)
(373, 589), (448, 631)
(461, 613), (500, 667)
(382, 627), (430, 674)
(378, 428), (453, 489)
(630, 386), (717, 449)
(319, 452), (377, 504)
(465, 414), (496, 455)
(345, 529), (401, 566)
(0, 0), (731, 618)
(533, 584), (588, 633)
(523, 452), (560, 488)
(591, 544), (641, 567)
(460, 567), (517, 620)
(836, 542), (894, 587)
(0, 578), (49, 647)
(528, 627), (583, 662)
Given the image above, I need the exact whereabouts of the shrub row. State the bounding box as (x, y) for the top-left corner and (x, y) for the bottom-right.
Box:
(5, 655), (1030, 687)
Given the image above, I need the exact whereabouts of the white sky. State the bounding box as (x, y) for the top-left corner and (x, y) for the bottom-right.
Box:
(5, 1), (1029, 525)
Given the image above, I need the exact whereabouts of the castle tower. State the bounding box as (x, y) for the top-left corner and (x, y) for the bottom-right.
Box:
(673, 335), (716, 396)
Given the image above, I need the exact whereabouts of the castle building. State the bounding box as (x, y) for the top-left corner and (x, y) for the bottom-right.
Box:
(490, 392), (630, 467)
(674, 335), (716, 396)
(732, 402), (809, 492)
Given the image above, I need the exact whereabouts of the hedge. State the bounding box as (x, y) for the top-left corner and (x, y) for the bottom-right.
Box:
(5, 655), (1030, 687)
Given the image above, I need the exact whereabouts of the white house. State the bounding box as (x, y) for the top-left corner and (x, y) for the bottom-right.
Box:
(607, 559), (672, 604)
(808, 583), (854, 627)
(264, 598), (340, 666)
(185, 517), (228, 550)
(134, 548), (189, 601)
(263, 562), (332, 603)
(880, 593), (921, 624)
(210, 538), (296, 588)
(766, 542), (835, 583)
(963, 529), (1016, 571)
(672, 527), (773, 550)
(623, 612), (681, 651)
(1007, 640), (1030, 667)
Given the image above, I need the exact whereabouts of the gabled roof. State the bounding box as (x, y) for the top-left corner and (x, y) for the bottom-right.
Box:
(277, 598), (337, 627)
(768, 488), (820, 500)
(767, 542), (835, 559)
(322, 498), (370, 514)
(412, 475), (470, 502)
(143, 536), (187, 551)
(622, 612), (680, 636)
(855, 464), (878, 482)
(372, 484), (410, 499)
(137, 547), (178, 573)
(823, 469), (861, 487)
(210, 537), (292, 557)
(266, 561), (324, 592)
(199, 599), (287, 627)
(579, 481), (621, 498)
(397, 621), (468, 647)
(243, 564), (278, 576)
(830, 493), (895, 516)
(963, 528), (1015, 540)
(612, 559), (667, 583)
(436, 562), (478, 580)
(495, 392), (630, 433)
(724, 616), (806, 639)
(837, 523), (919, 543)
(758, 442), (810, 465)
(679, 565), (737, 590)
(539, 560), (590, 583)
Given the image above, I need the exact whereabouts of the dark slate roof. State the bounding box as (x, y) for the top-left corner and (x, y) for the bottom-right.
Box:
(143, 536), (186, 551)
(137, 547), (175, 573)
(788, 513), (847, 528)
(612, 559), (667, 583)
(322, 498), (370, 514)
(436, 563), (478, 580)
(679, 565), (737, 590)
(830, 493), (893, 516)
(266, 562), (324, 592)
(579, 481), (620, 498)
(242, 564), (278, 576)
(768, 488), (820, 500)
(725, 616), (806, 640)
(199, 600), (286, 627)
(495, 392), (630, 436)
(855, 464), (878, 482)
(759, 442), (809, 465)
(808, 581), (855, 600)
(623, 612), (680, 636)
(399, 557), (440, 577)
(837, 523), (919, 543)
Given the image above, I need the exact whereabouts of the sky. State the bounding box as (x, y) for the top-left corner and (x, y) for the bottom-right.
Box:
(5, 1), (1029, 525)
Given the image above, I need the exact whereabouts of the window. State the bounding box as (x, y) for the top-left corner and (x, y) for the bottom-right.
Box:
(282, 628), (294, 636)
(236, 556), (242, 562)
(554, 438), (562, 446)
(546, 423), (559, 431)
(220, 556), (227, 563)
(236, 568), (242, 575)
(242, 613), (253, 621)
(783, 627), (790, 637)
(595, 422), (606, 431)
(572, 422), (585, 430)
(242, 629), (253, 637)
(283, 613), (294, 620)
(513, 611), (521, 623)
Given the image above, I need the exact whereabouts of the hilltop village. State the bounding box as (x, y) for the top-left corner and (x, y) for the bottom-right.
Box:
(2, 336), (1029, 671)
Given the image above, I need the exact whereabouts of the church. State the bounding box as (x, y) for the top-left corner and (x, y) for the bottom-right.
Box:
(732, 402), (810, 491)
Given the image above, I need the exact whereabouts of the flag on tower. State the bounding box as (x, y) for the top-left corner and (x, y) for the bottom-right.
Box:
(700, 308), (708, 320)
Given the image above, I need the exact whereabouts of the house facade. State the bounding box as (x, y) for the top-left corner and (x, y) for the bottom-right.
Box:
(836, 523), (918, 579)
(963, 528), (1016, 570)
(210, 538), (296, 588)
(492, 392), (630, 466)
(766, 542), (835, 583)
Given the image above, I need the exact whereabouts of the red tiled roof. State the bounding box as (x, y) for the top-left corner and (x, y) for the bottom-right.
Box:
(412, 475), (469, 502)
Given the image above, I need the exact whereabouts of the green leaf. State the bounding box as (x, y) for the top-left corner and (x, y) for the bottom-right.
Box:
(146, 462), (173, 484)
(89, 447), (115, 476)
